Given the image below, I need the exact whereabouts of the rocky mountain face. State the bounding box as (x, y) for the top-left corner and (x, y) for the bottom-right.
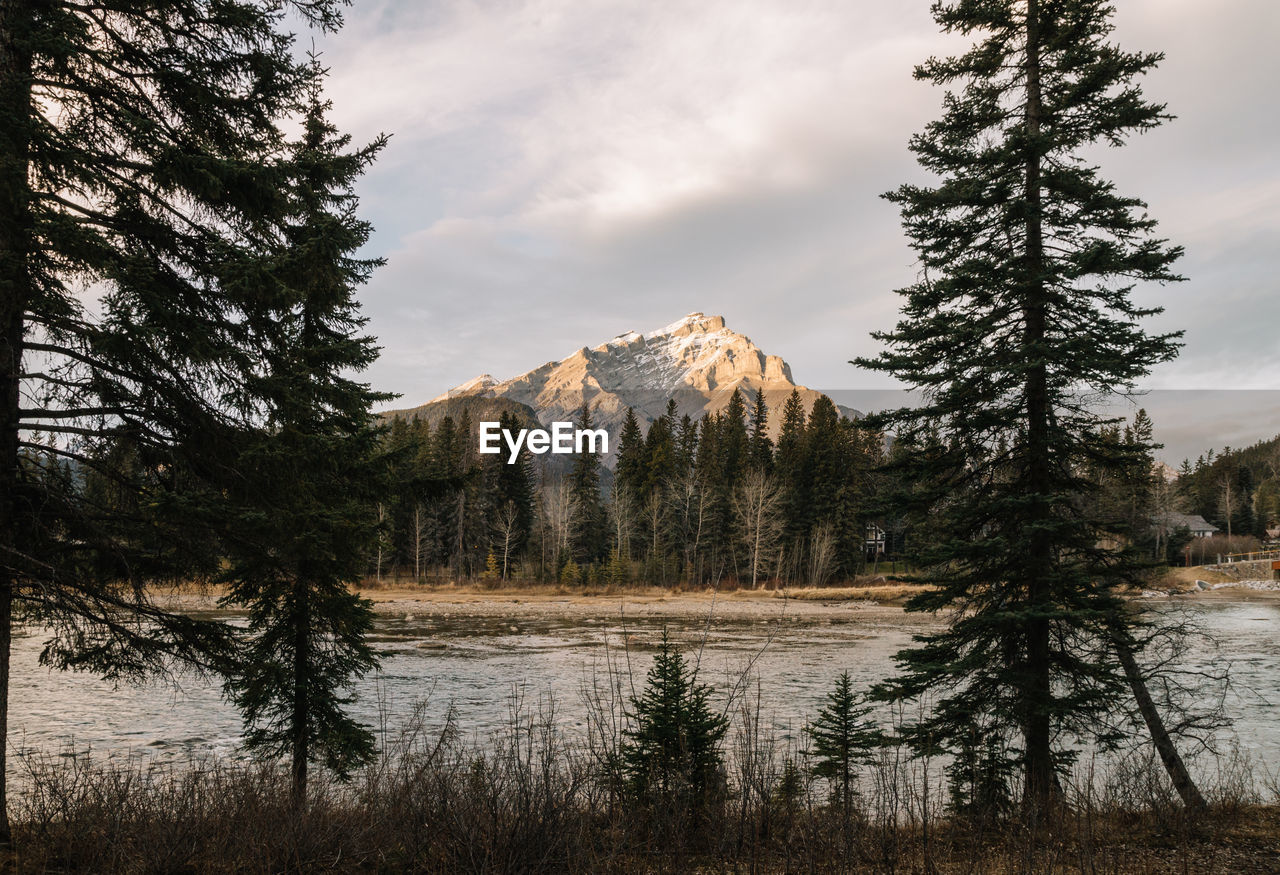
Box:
(388, 313), (857, 462)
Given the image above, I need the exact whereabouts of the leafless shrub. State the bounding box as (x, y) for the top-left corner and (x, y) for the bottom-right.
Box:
(9, 681), (1278, 873)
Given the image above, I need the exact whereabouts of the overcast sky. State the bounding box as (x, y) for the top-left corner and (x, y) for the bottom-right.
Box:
(310, 1), (1280, 452)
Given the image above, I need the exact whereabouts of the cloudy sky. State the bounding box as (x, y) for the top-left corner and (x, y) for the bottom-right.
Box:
(310, 0), (1280, 452)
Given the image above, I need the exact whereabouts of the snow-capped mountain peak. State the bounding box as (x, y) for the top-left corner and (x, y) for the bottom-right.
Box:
(394, 314), (852, 460)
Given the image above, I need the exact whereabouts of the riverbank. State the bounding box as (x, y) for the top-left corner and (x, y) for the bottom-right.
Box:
(10, 729), (1279, 874)
(350, 573), (1280, 615)
(159, 573), (1280, 623)
(13, 583), (1278, 872)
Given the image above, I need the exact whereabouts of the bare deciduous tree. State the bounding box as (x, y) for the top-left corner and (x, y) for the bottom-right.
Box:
(492, 501), (521, 581)
(668, 469), (705, 583)
(609, 482), (634, 561)
(1216, 474), (1237, 539)
(734, 470), (784, 589)
(808, 522), (837, 588)
(412, 504), (427, 582)
(542, 480), (579, 567)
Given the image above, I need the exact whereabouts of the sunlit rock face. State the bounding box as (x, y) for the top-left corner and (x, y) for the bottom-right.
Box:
(396, 313), (858, 464)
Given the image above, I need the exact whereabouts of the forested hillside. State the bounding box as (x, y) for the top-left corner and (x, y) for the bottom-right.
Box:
(377, 389), (887, 586)
(1173, 435), (1280, 540)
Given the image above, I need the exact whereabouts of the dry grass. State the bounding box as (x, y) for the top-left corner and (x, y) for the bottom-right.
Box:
(351, 575), (935, 607)
(767, 582), (930, 605)
(11, 690), (1275, 874)
(10, 753), (1277, 873)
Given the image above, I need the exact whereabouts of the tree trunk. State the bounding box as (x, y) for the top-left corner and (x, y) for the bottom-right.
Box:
(1111, 628), (1207, 810)
(0, 0), (32, 846)
(291, 584), (310, 810)
(376, 503), (385, 582)
(413, 506), (421, 581)
(1020, 0), (1058, 815)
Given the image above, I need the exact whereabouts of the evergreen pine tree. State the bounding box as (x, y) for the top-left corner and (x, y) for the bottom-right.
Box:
(450, 408), (489, 575)
(640, 406), (676, 571)
(806, 396), (852, 556)
(946, 713), (1016, 820)
(622, 631), (728, 810)
(805, 671), (879, 808)
(693, 414), (726, 579)
(643, 402), (678, 499)
(486, 410), (536, 555)
(774, 390), (811, 576)
(857, 0), (1184, 814)
(220, 80), (385, 805)
(748, 390), (773, 473)
(674, 413), (699, 481)
(568, 403), (608, 563)
(616, 407), (646, 499)
(719, 389), (750, 487)
(2, 0), (350, 838)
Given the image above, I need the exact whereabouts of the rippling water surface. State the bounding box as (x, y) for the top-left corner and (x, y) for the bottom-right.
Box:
(9, 598), (1278, 787)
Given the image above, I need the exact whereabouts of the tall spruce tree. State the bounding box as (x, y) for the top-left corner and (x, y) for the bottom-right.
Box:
(857, 1), (1183, 814)
(615, 406), (646, 503)
(485, 410), (536, 559)
(622, 630), (728, 809)
(220, 78), (386, 806)
(747, 390), (773, 473)
(568, 402), (608, 564)
(805, 671), (879, 809)
(1, 0), (348, 841)
(774, 390), (810, 578)
(643, 401), (677, 499)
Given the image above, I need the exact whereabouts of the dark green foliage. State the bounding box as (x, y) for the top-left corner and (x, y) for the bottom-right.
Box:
(1177, 443), (1274, 539)
(370, 386), (883, 588)
(804, 672), (879, 807)
(643, 401), (678, 499)
(615, 407), (646, 501)
(721, 394), (747, 480)
(856, 0), (1183, 811)
(748, 390), (773, 474)
(483, 410), (537, 556)
(805, 399), (871, 577)
(569, 403), (608, 564)
(946, 716), (1016, 821)
(3, 0), (352, 838)
(674, 413), (698, 480)
(774, 390), (811, 547)
(6, 0), (344, 662)
(719, 389), (750, 488)
(219, 80), (385, 801)
(622, 631), (728, 810)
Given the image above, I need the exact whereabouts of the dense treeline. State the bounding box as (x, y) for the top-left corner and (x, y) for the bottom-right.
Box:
(1171, 436), (1280, 542)
(375, 392), (1268, 586)
(377, 391), (1244, 587)
(376, 389), (895, 587)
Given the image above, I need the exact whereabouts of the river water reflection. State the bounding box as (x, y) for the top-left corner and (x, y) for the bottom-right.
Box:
(9, 597), (1278, 787)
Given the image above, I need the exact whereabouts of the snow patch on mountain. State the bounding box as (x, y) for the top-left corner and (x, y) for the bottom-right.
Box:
(401, 313), (854, 462)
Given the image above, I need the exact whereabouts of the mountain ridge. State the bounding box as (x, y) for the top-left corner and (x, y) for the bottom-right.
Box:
(387, 313), (858, 462)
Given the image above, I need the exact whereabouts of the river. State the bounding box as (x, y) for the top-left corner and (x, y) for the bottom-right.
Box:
(8, 595), (1278, 789)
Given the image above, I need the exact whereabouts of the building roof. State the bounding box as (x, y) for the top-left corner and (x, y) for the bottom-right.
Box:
(1152, 512), (1220, 535)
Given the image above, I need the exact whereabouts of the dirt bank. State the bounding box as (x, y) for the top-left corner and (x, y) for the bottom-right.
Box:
(156, 573), (1280, 621)
(349, 582), (935, 626)
(1154, 566), (1280, 601)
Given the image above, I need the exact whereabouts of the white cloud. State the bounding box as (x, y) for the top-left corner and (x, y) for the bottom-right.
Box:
(309, 0), (1280, 421)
